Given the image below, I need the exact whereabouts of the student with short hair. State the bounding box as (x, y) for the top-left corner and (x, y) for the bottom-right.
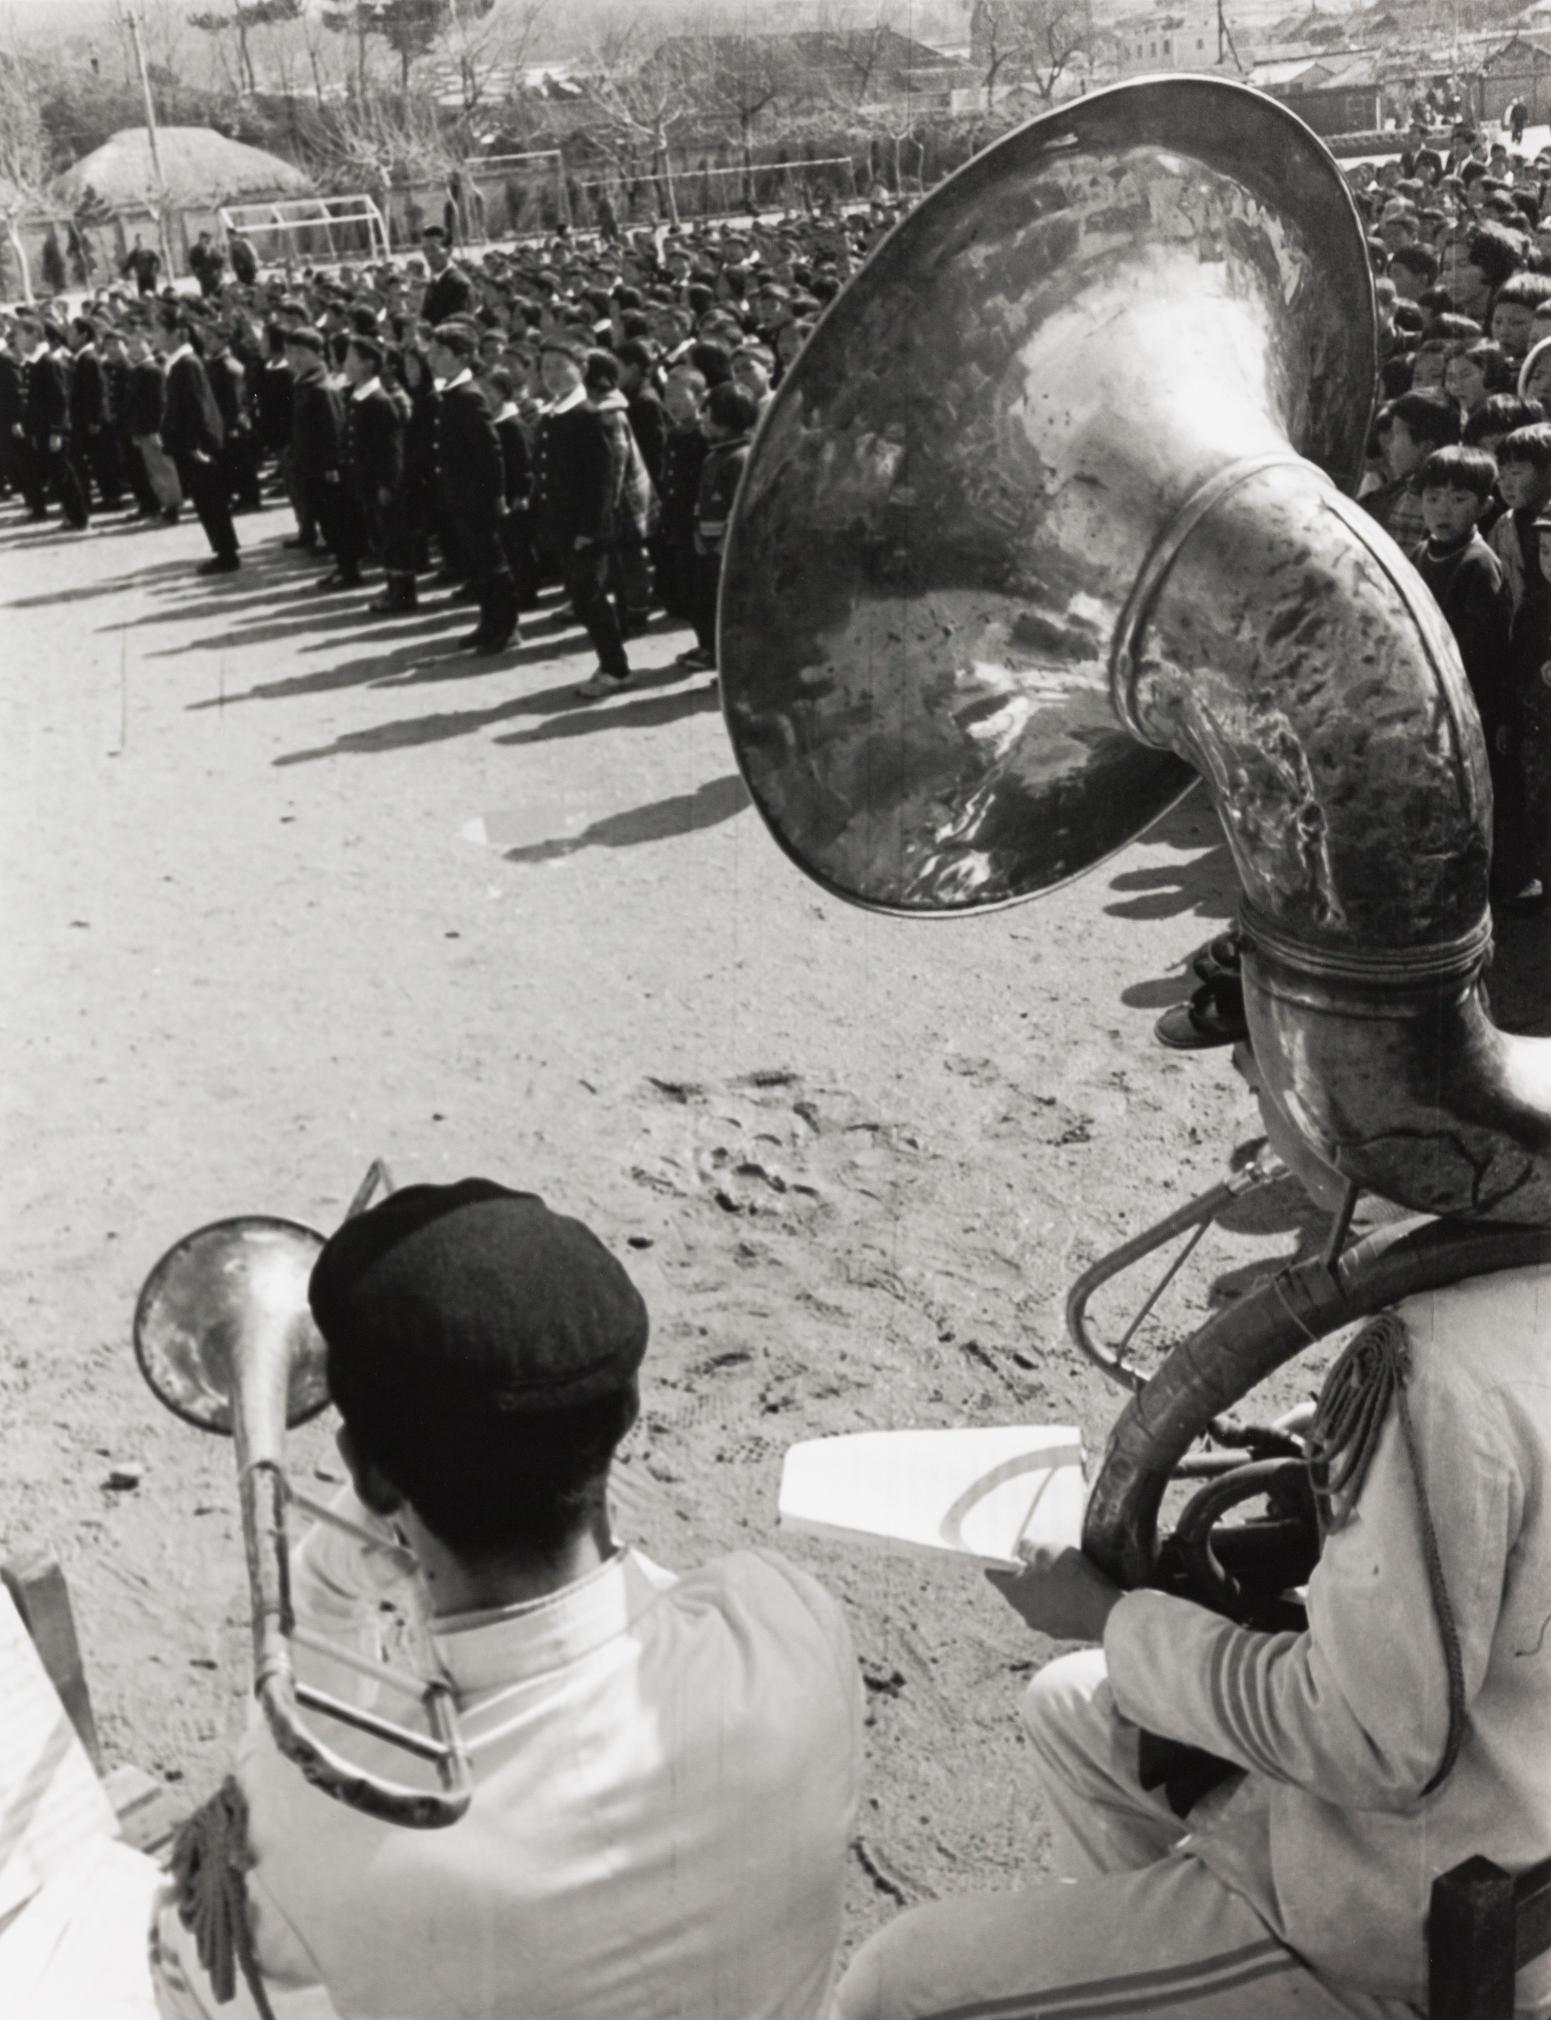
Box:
(1363, 388), (1461, 548)
(680, 380), (760, 676)
(1489, 269), (1551, 358)
(533, 336), (633, 697)
(1410, 445), (1517, 887)
(149, 1180), (861, 2020)
(1487, 421), (1551, 611)
(657, 366), (709, 624)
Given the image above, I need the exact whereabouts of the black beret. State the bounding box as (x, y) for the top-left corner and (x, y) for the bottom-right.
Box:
(309, 1179), (648, 1412)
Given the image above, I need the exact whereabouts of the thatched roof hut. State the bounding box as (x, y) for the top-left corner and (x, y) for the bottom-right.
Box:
(52, 127), (313, 210)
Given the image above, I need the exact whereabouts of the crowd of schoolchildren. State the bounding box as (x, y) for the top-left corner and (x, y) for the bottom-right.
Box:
(0, 205), (884, 700)
(1, 138), (1547, 890)
(1352, 119), (1551, 908)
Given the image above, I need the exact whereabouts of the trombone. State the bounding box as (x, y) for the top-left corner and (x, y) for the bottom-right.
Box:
(133, 1160), (473, 1829)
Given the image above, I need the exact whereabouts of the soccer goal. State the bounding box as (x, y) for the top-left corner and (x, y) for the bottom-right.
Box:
(217, 194), (391, 268)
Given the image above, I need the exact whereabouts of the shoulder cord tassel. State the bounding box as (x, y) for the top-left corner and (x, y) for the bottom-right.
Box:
(169, 1774), (280, 2020)
(1305, 1309), (1466, 1794)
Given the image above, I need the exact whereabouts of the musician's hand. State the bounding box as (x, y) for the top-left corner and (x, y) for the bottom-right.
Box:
(986, 1541), (1124, 1644)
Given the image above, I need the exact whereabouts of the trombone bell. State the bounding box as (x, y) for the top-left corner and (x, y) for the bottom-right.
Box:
(134, 1216), (330, 1435)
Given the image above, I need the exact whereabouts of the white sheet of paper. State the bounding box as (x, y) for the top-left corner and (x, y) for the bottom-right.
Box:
(0, 1835), (161, 2018)
(0, 1587), (119, 1926)
(778, 1425), (1086, 1570)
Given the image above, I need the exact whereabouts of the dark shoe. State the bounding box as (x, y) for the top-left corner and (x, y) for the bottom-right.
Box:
(575, 669), (633, 699)
(197, 554), (241, 575)
(1154, 978), (1247, 1052)
(283, 534), (319, 551)
(160, 509), (181, 526)
(676, 647), (715, 672)
(311, 571), (362, 591)
(448, 582), (480, 604)
(466, 626), (517, 654)
(368, 592), (417, 616)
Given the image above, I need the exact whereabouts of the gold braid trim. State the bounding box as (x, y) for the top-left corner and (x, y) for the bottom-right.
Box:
(1306, 1311), (1467, 1794)
(169, 1775), (280, 2020)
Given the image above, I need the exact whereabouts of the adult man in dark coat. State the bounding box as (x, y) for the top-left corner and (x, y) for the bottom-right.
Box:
(189, 230), (226, 298)
(533, 335), (633, 696)
(420, 228), (475, 326)
(341, 334), (403, 587)
(428, 323), (515, 652)
(122, 235), (160, 294)
(122, 325), (180, 520)
(287, 326), (358, 589)
(0, 331), (25, 505)
(204, 321), (261, 513)
(22, 319), (89, 529)
(155, 312), (238, 572)
(67, 315), (122, 512)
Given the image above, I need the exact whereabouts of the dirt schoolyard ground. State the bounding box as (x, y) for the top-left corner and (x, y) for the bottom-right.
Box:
(2, 495), (1547, 1946)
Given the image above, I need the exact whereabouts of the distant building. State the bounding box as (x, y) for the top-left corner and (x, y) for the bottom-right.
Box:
(1244, 44), (1385, 132)
(1112, 3), (1242, 76)
(646, 28), (970, 116)
(1477, 32), (1551, 124)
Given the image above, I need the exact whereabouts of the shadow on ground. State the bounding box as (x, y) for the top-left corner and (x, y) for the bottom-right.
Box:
(498, 772), (751, 865)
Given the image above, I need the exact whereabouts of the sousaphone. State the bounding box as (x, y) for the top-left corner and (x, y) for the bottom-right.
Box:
(718, 78), (1551, 1609)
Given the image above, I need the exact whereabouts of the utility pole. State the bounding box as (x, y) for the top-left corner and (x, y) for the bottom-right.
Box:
(120, 4), (174, 278)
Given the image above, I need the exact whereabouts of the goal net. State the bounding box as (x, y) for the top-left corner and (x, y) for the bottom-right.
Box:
(460, 151), (571, 235)
(217, 195), (391, 269)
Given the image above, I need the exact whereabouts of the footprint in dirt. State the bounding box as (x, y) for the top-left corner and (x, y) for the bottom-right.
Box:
(635, 1070), (921, 1227)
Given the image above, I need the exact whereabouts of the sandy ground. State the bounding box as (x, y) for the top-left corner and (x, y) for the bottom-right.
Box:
(2, 487), (1547, 1949)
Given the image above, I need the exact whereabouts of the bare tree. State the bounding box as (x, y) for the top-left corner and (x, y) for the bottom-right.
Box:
(444, 0), (550, 113)
(583, 17), (700, 225)
(965, 0), (1092, 107)
(320, 85), (461, 239)
(0, 50), (50, 302)
(187, 1), (304, 98)
(680, 16), (791, 208)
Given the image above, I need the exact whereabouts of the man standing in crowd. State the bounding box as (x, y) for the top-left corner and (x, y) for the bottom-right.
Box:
(122, 233), (160, 295)
(123, 324), (180, 523)
(341, 333), (403, 586)
(189, 229), (226, 298)
(429, 323), (516, 653)
(148, 1179), (862, 2020)
(533, 334), (634, 698)
(20, 316), (89, 531)
(155, 311), (238, 574)
(203, 321), (261, 516)
(286, 325), (355, 588)
(67, 315), (122, 515)
(420, 226), (475, 325)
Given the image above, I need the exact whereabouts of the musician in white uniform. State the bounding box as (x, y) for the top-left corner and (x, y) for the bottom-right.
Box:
(837, 1091), (1551, 2020)
(149, 1180), (861, 2020)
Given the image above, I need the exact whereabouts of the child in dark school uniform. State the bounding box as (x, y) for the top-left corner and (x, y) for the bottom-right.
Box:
(679, 381), (760, 677)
